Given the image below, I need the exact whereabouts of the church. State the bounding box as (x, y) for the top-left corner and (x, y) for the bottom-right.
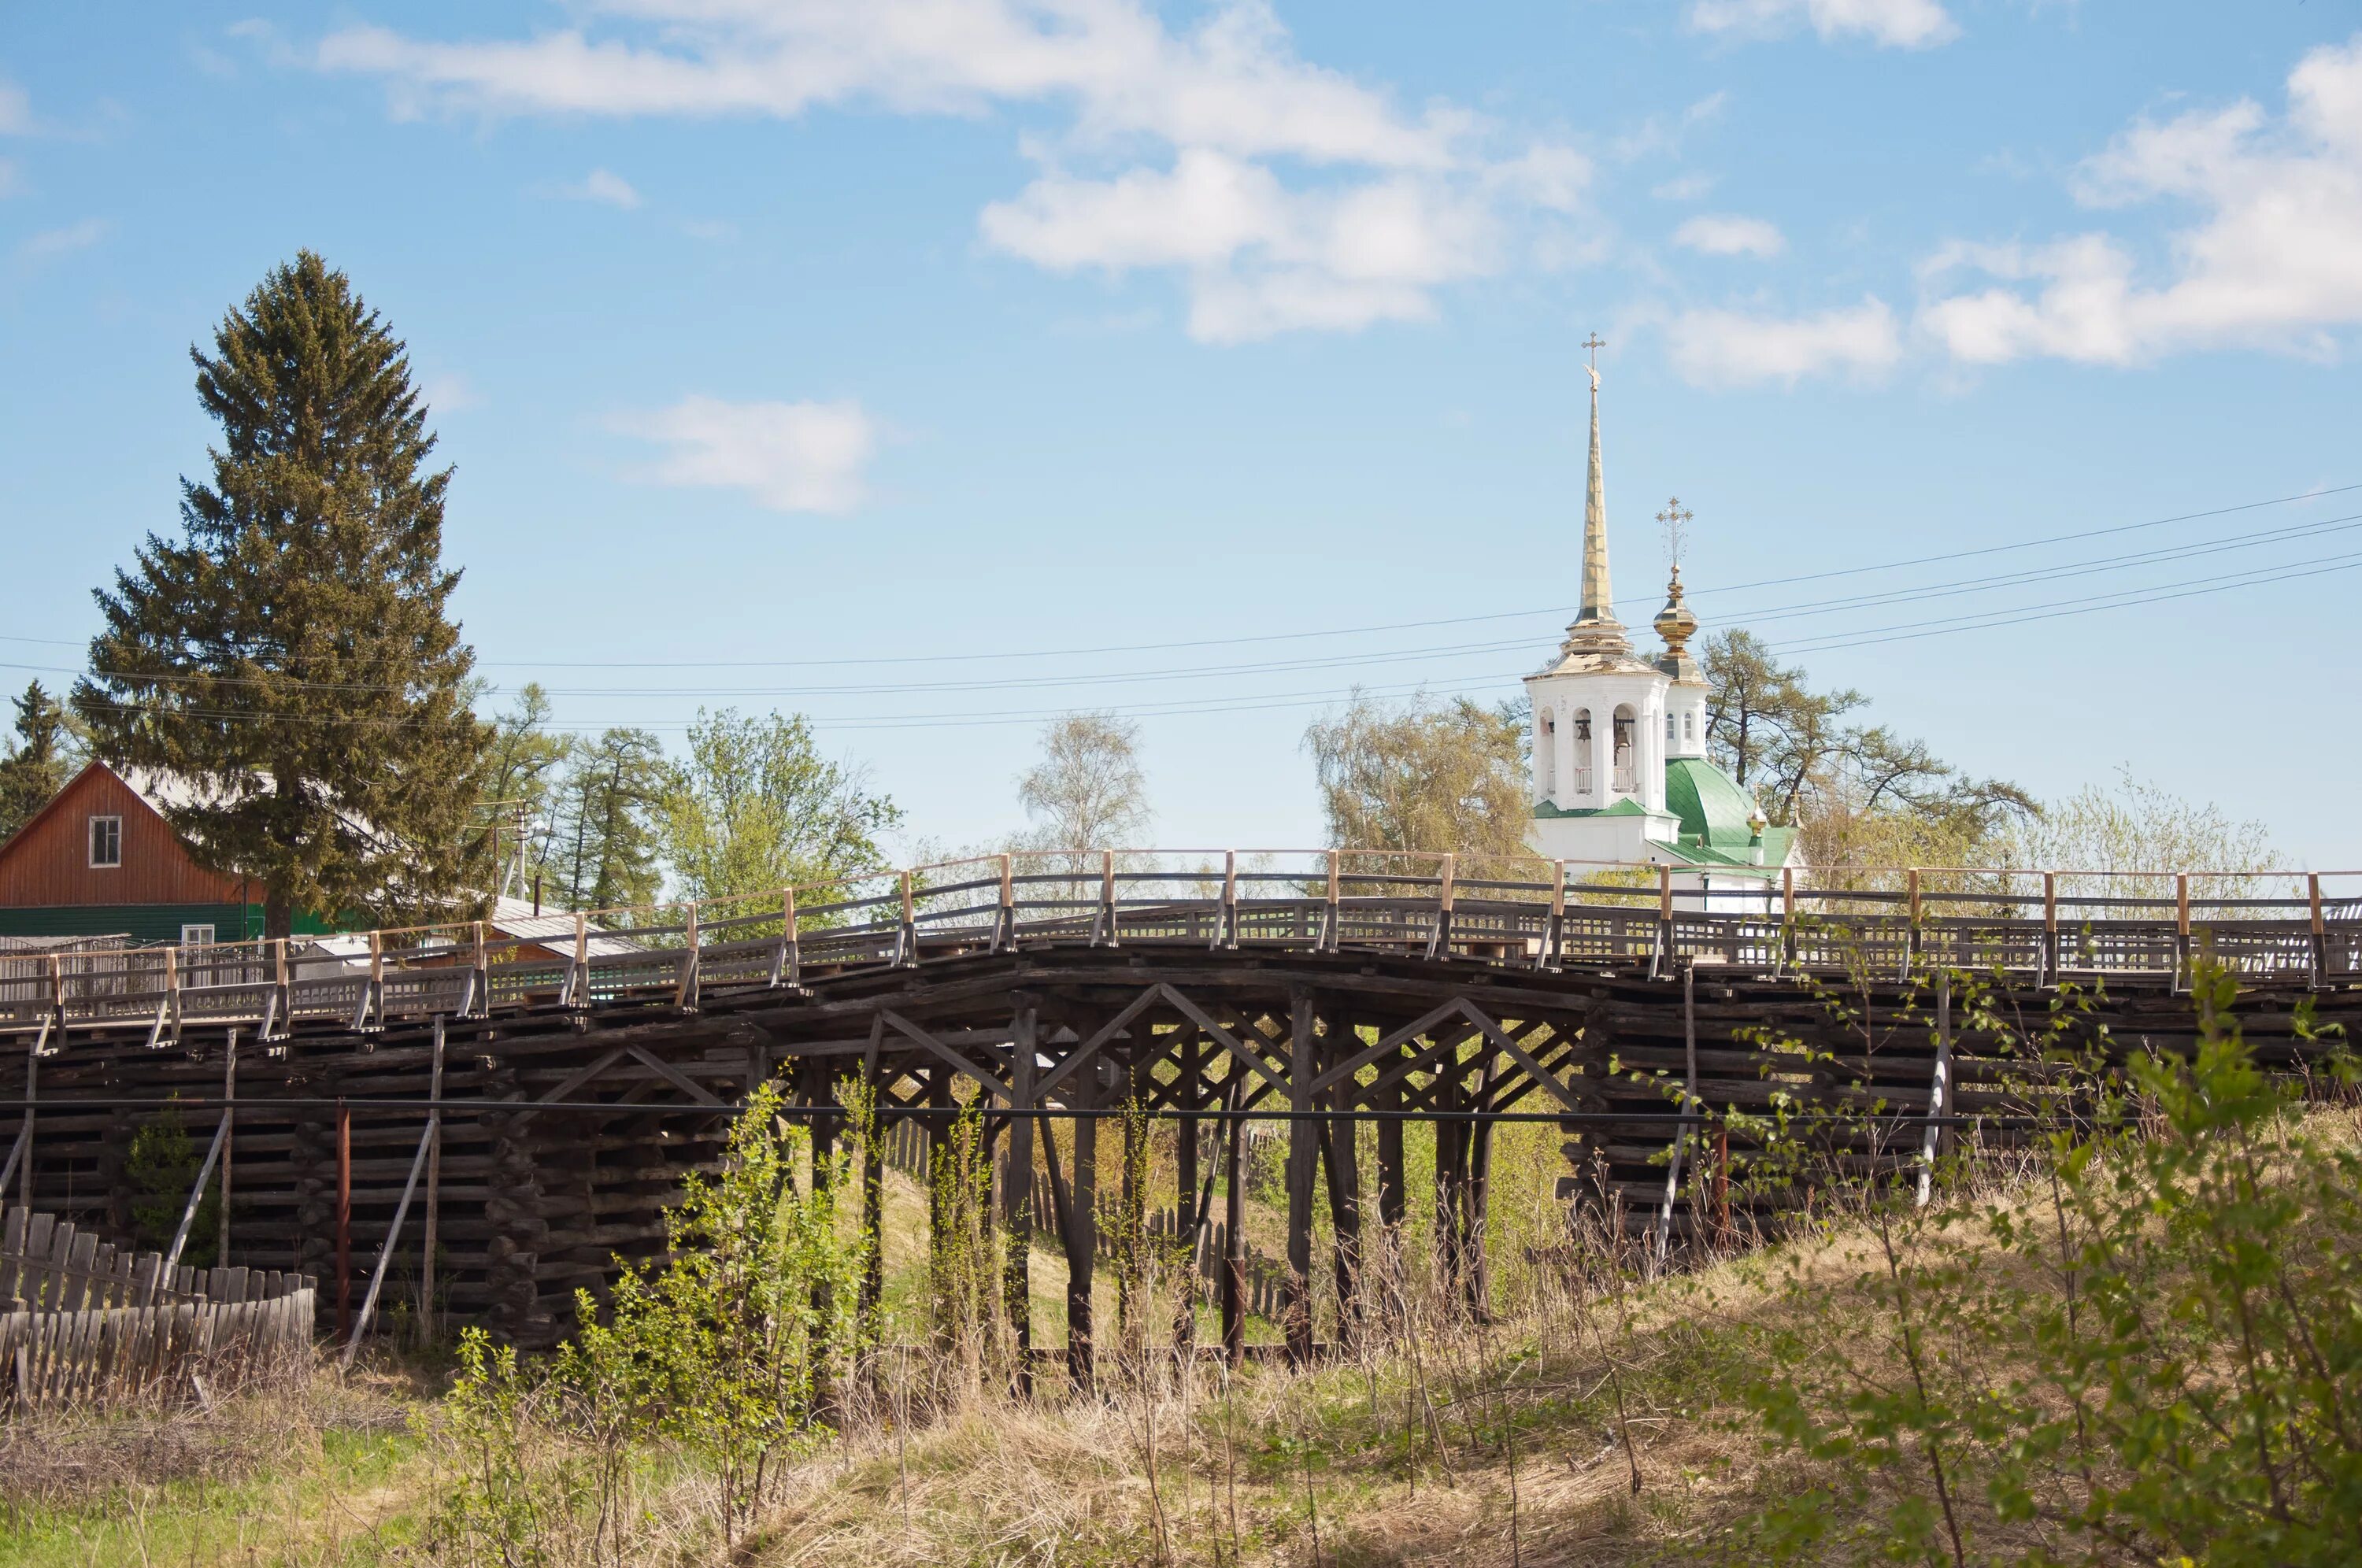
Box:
(1522, 354), (1802, 895)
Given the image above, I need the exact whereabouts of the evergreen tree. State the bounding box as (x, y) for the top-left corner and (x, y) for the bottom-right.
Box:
(0, 681), (73, 840)
(551, 727), (668, 911)
(72, 252), (489, 936)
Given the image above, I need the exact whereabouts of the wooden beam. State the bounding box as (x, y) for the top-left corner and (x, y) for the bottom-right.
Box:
(622, 1044), (727, 1108)
(1283, 989), (1317, 1366)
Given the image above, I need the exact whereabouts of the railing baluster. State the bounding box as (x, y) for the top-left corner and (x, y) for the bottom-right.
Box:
(678, 903), (702, 1006)
(1323, 849), (1341, 953)
(996, 855), (1015, 952)
(898, 873), (916, 967)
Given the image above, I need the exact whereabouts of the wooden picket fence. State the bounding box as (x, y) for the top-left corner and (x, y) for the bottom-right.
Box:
(0, 1207), (316, 1411)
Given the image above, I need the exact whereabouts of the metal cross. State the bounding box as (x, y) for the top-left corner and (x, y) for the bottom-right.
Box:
(1657, 497), (1693, 567)
(1582, 332), (1605, 369)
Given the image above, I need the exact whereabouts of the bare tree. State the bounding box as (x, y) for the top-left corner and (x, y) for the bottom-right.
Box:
(1015, 712), (1152, 851)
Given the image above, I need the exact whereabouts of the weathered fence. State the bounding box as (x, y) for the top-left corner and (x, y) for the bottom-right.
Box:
(4, 851), (2356, 1044)
(0, 1206), (314, 1410)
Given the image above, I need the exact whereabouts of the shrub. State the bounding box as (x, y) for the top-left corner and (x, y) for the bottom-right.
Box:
(1726, 963), (2361, 1566)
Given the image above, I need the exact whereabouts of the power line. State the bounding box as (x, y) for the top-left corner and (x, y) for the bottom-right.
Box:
(28, 506), (2362, 703)
(8, 479), (2354, 674)
(53, 537), (2362, 733)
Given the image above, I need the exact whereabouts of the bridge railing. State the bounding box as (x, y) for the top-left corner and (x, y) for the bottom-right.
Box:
(2, 854), (2356, 1038)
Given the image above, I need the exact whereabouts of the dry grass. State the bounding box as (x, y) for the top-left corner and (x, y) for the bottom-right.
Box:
(0, 1358), (431, 1566)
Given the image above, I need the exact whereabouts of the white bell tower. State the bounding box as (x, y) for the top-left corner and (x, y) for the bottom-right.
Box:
(1523, 340), (1682, 864)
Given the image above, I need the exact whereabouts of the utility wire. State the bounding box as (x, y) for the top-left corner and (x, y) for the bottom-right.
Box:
(54, 538), (2362, 732)
(7, 480), (2354, 673)
(26, 508), (2362, 702)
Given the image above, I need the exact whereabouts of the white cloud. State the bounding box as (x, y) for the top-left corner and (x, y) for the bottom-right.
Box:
(1686, 0), (1958, 49)
(1667, 298), (1901, 386)
(420, 372), (483, 414)
(1653, 171), (1717, 202)
(15, 217), (107, 265)
(0, 79), (29, 135)
(1673, 213), (1786, 257)
(0, 157), (18, 198)
(313, 1), (1589, 342)
(978, 146), (1520, 340)
(1920, 33), (2362, 365)
(317, 2), (1461, 168)
(617, 395), (878, 514)
(562, 168), (642, 209)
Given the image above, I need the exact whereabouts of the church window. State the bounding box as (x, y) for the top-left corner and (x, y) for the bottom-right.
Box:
(1665, 713), (1674, 742)
(1684, 712), (1696, 741)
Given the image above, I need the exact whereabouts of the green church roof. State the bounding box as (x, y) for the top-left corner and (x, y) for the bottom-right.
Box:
(1531, 797), (1673, 821)
(1664, 756), (1762, 849)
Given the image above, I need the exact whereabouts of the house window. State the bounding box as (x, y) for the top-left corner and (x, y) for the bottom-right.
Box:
(180, 923), (217, 948)
(87, 815), (122, 868)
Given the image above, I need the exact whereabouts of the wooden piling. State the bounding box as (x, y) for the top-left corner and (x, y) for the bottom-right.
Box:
(1283, 989), (1317, 1366)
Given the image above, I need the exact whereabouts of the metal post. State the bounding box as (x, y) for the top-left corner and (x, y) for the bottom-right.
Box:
(163, 1113), (229, 1273)
(17, 1021), (36, 1213)
(1653, 961), (1697, 1269)
(217, 1029), (236, 1268)
(335, 1097), (352, 1342)
(420, 1016), (446, 1333)
(343, 1100), (437, 1369)
(1916, 972), (1953, 1208)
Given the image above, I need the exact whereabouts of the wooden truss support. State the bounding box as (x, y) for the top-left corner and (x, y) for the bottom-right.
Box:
(1062, 1053), (1098, 1396)
(1003, 999), (1037, 1394)
(1283, 989), (1317, 1366)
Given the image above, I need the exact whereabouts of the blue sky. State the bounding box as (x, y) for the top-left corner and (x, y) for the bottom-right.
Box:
(3, 2), (2360, 867)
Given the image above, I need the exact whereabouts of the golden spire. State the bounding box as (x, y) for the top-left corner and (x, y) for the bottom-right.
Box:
(1560, 334), (1634, 658)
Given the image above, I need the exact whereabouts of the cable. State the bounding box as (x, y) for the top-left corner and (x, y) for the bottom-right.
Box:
(30, 508), (2362, 703)
(9, 479), (2353, 673)
(56, 529), (2362, 733)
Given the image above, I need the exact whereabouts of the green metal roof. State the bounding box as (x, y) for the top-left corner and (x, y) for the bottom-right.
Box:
(1664, 757), (1763, 849)
(1531, 797), (1673, 821)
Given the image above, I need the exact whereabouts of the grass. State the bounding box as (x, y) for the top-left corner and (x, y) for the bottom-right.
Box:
(14, 1091), (2349, 1566)
(0, 1372), (428, 1567)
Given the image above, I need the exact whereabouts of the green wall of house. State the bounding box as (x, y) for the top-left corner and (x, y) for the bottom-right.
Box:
(0, 904), (339, 945)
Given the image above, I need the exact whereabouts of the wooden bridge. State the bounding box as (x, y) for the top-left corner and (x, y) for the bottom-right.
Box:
(0, 850), (2355, 1373)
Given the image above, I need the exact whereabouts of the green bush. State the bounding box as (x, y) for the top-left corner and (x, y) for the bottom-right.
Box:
(430, 1081), (863, 1561)
(1725, 964), (2361, 1566)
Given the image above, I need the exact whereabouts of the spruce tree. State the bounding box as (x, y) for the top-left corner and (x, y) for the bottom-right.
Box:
(73, 252), (489, 936)
(551, 727), (668, 911)
(0, 681), (72, 840)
